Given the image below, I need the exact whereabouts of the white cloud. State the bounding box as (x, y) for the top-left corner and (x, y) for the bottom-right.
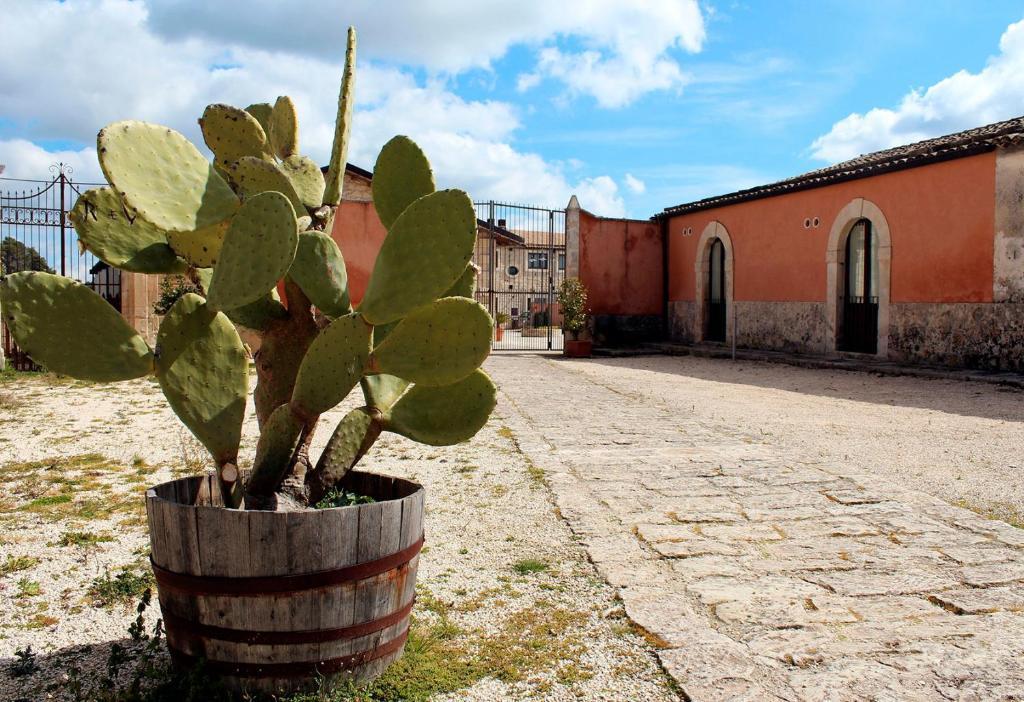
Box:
(811, 17), (1024, 163)
(624, 173), (646, 194)
(524, 1), (705, 107)
(140, 1), (705, 108)
(0, 0), (629, 215)
(0, 140), (101, 182)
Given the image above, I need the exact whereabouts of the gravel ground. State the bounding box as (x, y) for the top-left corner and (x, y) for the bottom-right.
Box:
(572, 355), (1024, 526)
(0, 367), (679, 701)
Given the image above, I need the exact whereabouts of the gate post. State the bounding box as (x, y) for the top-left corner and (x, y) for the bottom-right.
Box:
(487, 201), (495, 319)
(565, 195), (580, 280)
(59, 170), (67, 276)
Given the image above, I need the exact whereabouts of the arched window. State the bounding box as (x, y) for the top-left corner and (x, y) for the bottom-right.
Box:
(707, 238), (726, 342)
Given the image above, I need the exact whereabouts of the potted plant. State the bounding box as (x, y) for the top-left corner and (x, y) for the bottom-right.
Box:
(0, 28), (496, 695)
(494, 311), (509, 341)
(558, 278), (591, 357)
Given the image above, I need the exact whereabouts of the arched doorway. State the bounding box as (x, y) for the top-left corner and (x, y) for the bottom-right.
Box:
(840, 219), (878, 353)
(707, 238), (727, 342)
(826, 198), (891, 356)
(694, 221), (734, 345)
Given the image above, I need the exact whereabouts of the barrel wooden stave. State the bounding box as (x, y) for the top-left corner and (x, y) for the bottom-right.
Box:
(146, 471), (424, 694)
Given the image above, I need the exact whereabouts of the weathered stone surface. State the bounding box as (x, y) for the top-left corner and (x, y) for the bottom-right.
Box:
(715, 594), (860, 628)
(805, 568), (958, 596)
(928, 586), (1024, 614)
(888, 302), (1024, 372)
(488, 354), (1024, 700)
(959, 561), (1024, 587)
(939, 543), (1018, 565)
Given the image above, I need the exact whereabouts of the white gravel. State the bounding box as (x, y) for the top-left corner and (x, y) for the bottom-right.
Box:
(0, 369), (679, 701)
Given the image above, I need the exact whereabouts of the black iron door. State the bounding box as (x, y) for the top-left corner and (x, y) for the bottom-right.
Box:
(840, 219), (878, 354)
(706, 238), (726, 342)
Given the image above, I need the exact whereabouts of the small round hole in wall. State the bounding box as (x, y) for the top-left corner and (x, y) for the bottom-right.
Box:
(812, 217), (820, 228)
(803, 218), (811, 229)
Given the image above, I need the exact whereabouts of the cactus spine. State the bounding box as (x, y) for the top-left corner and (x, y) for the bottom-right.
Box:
(0, 26), (496, 510)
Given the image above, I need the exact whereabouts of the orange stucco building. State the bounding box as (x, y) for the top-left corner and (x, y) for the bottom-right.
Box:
(642, 117), (1024, 370)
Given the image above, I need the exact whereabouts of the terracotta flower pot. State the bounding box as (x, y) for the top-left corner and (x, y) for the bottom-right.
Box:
(564, 339), (592, 358)
(495, 326), (504, 341)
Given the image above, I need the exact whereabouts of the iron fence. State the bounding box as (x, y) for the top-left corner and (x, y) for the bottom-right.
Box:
(472, 201), (566, 351)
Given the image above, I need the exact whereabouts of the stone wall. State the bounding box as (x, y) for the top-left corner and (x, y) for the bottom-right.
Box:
(888, 302), (1024, 371)
(343, 170), (372, 202)
(592, 314), (663, 347)
(734, 301), (829, 354)
(994, 146), (1024, 302)
(668, 301), (697, 343)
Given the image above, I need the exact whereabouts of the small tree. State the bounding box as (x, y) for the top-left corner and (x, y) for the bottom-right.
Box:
(558, 278), (588, 340)
(153, 275), (202, 316)
(1, 237), (54, 275)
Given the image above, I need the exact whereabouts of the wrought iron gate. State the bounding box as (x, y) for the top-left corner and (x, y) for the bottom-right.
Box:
(473, 201), (566, 351)
(1, 164), (116, 370)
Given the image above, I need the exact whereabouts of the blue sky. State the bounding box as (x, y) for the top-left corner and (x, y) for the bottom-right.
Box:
(3, 1), (1024, 218)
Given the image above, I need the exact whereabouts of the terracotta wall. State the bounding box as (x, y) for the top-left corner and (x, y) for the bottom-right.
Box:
(667, 152), (997, 305)
(579, 211), (663, 315)
(330, 199), (387, 306)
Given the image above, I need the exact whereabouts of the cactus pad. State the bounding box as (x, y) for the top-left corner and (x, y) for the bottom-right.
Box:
(245, 102), (273, 135)
(270, 96), (298, 160)
(323, 28), (356, 206)
(361, 374), (409, 410)
(98, 120), (239, 232)
(372, 136), (435, 229)
(0, 271), (153, 381)
(281, 155), (326, 209)
(247, 403), (303, 497)
(69, 187), (186, 273)
(371, 297), (492, 386)
(289, 231), (350, 317)
(224, 289), (288, 331)
(200, 104), (272, 165)
(358, 189), (476, 325)
(207, 191), (298, 311)
(386, 369), (496, 445)
(224, 156), (304, 214)
(291, 313), (370, 417)
(154, 293), (247, 466)
(309, 407), (378, 501)
(444, 262), (478, 298)
(166, 219), (230, 268)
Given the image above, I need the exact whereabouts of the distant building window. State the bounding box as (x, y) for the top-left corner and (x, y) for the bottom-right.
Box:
(558, 253), (566, 270)
(528, 252), (548, 269)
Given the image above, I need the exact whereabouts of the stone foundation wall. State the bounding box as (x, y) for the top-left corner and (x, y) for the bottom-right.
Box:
(668, 301), (697, 343)
(592, 314), (663, 347)
(888, 303), (1024, 371)
(734, 301), (829, 355)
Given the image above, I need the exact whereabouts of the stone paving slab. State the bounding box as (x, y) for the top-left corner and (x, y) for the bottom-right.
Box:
(489, 355), (1024, 701)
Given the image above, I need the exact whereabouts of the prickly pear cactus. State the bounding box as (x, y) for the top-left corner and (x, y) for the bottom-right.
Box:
(0, 26), (496, 510)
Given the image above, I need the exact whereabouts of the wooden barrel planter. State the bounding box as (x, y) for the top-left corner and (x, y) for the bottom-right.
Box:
(145, 471), (425, 695)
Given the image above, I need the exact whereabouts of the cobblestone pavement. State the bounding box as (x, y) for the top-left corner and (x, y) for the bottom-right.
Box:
(489, 354), (1024, 701)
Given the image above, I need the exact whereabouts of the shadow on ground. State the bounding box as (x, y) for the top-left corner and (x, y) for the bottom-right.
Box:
(567, 354), (1024, 422)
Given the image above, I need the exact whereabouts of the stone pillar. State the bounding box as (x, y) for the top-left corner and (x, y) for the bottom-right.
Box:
(120, 271), (162, 346)
(994, 145), (1024, 302)
(565, 195), (580, 280)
